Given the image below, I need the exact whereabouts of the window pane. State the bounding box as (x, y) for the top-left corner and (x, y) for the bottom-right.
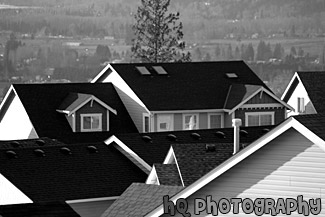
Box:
(83, 117), (91, 129)
(184, 115), (197, 130)
(160, 123), (167, 130)
(247, 115), (259, 126)
(92, 116), (100, 129)
(144, 116), (149, 132)
(260, 114), (272, 126)
(210, 115), (221, 128)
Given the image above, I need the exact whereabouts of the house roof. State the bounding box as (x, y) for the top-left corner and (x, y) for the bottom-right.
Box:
(101, 183), (183, 217)
(0, 140), (147, 202)
(0, 202), (80, 217)
(294, 113), (325, 140)
(224, 84), (262, 109)
(114, 125), (274, 167)
(96, 61), (270, 111)
(296, 71), (325, 113)
(11, 83), (138, 144)
(153, 164), (182, 186)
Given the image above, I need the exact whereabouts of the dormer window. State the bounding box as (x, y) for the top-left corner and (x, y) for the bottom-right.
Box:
(81, 114), (102, 132)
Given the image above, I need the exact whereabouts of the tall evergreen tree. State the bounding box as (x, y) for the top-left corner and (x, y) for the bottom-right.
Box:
(131, 0), (191, 63)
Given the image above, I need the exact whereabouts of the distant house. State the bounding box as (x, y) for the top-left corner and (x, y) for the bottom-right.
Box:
(281, 71), (325, 116)
(0, 83), (138, 142)
(145, 114), (325, 216)
(0, 138), (147, 217)
(92, 61), (293, 133)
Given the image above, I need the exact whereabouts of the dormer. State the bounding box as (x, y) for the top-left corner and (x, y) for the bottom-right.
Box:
(56, 93), (117, 132)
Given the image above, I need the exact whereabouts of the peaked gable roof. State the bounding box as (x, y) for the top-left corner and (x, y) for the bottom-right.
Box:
(95, 61), (270, 111)
(11, 83), (138, 144)
(0, 140), (147, 202)
(101, 183), (183, 217)
(153, 164), (182, 186)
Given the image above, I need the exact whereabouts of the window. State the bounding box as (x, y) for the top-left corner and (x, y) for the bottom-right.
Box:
(208, 113), (224, 129)
(143, 113), (150, 133)
(297, 97), (305, 113)
(245, 112), (274, 126)
(157, 114), (174, 132)
(183, 114), (199, 130)
(81, 114), (102, 132)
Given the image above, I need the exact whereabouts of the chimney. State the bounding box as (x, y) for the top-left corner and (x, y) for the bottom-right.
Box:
(232, 119), (242, 155)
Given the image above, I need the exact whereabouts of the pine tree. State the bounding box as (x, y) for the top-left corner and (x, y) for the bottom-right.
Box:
(131, 0), (191, 63)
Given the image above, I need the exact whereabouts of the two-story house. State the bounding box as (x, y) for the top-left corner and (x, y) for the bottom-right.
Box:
(92, 61), (293, 133)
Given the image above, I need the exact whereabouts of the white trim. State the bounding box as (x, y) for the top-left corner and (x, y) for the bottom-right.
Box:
(240, 103), (283, 109)
(145, 117), (325, 216)
(80, 113), (102, 132)
(107, 110), (109, 131)
(0, 85), (14, 111)
(163, 146), (176, 164)
(245, 111), (274, 126)
(223, 85), (232, 109)
(208, 113), (224, 128)
(145, 165), (160, 185)
(71, 95), (117, 116)
(157, 114), (174, 132)
(142, 113), (150, 133)
(151, 109), (227, 114)
(66, 196), (119, 204)
(281, 72), (298, 101)
(169, 146), (185, 187)
(105, 135), (152, 172)
(72, 113), (76, 132)
(182, 113), (199, 130)
(229, 87), (294, 114)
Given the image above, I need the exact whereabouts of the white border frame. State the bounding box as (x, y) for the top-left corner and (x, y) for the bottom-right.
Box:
(182, 113), (199, 130)
(245, 111), (274, 126)
(208, 113), (224, 128)
(157, 114), (174, 132)
(80, 113), (102, 132)
(142, 113), (150, 133)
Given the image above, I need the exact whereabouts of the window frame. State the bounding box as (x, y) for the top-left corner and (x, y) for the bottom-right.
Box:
(183, 113), (199, 130)
(80, 113), (102, 132)
(157, 114), (174, 132)
(245, 111), (274, 126)
(143, 113), (150, 133)
(208, 113), (224, 129)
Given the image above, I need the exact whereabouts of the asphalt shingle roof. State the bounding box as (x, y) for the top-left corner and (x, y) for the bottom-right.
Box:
(101, 183), (183, 217)
(154, 164), (182, 186)
(116, 125), (274, 167)
(12, 83), (138, 144)
(104, 61), (269, 111)
(297, 71), (325, 113)
(0, 140), (147, 202)
(294, 113), (325, 141)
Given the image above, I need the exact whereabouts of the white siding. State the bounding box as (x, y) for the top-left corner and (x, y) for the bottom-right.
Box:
(286, 81), (316, 116)
(168, 129), (325, 216)
(0, 173), (32, 205)
(0, 94), (37, 140)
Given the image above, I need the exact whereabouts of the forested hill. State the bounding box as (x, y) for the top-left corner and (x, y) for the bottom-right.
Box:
(0, 0), (325, 41)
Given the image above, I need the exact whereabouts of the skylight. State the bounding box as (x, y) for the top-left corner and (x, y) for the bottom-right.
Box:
(153, 66), (168, 75)
(136, 66), (151, 75)
(226, 73), (238, 78)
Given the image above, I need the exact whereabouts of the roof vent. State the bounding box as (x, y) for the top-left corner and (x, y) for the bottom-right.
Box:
(136, 66), (151, 75)
(142, 135), (152, 143)
(153, 66), (168, 75)
(5, 150), (17, 159)
(87, 145), (98, 153)
(10, 141), (20, 148)
(262, 128), (270, 134)
(34, 149), (45, 157)
(226, 73), (238, 78)
(190, 132), (201, 140)
(205, 144), (216, 152)
(240, 130), (248, 137)
(215, 131), (226, 139)
(36, 139), (45, 146)
(60, 147), (72, 155)
(166, 134), (177, 141)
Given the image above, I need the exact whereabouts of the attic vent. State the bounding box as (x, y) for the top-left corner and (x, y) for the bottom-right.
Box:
(10, 141), (20, 148)
(34, 149), (45, 157)
(190, 132), (201, 140)
(136, 66), (151, 75)
(87, 146), (98, 153)
(240, 130), (248, 137)
(215, 131), (226, 139)
(262, 128), (270, 134)
(167, 134), (177, 141)
(142, 135), (152, 143)
(36, 139), (45, 146)
(205, 144), (216, 152)
(5, 150), (17, 159)
(153, 66), (168, 75)
(226, 73), (238, 78)
(60, 147), (72, 155)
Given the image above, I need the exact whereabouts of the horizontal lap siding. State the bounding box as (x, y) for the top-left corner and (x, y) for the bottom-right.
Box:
(246, 92), (277, 104)
(164, 128), (325, 216)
